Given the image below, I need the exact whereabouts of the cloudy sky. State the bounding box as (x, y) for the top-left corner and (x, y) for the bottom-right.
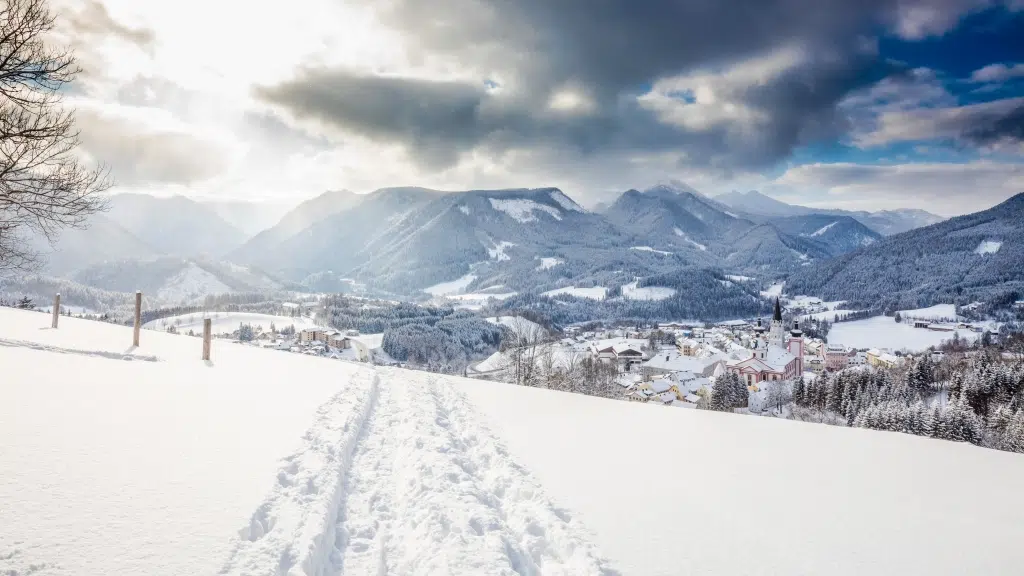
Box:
(54, 0), (1024, 215)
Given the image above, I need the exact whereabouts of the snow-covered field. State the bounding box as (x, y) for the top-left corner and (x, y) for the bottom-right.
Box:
(143, 311), (320, 334)
(621, 281), (676, 301)
(423, 273), (477, 296)
(761, 282), (785, 298)
(975, 240), (1002, 255)
(536, 256), (563, 270)
(541, 286), (608, 300)
(898, 303), (960, 321)
(486, 315), (545, 335)
(4, 307), (1024, 576)
(629, 246), (673, 256)
(829, 315), (979, 352)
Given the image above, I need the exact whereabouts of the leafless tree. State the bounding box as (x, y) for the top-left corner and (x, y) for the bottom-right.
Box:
(499, 317), (546, 387)
(0, 0), (110, 272)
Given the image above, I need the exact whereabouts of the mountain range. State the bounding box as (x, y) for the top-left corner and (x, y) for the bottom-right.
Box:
(23, 183), (996, 318)
(714, 190), (945, 235)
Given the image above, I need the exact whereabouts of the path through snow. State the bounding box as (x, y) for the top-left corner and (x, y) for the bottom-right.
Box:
(224, 368), (616, 576)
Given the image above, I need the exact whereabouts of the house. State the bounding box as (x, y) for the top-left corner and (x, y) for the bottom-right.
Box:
(927, 323), (955, 332)
(677, 338), (700, 356)
(626, 389), (651, 402)
(805, 356), (825, 373)
(825, 344), (849, 371)
(298, 328), (326, 344)
(867, 349), (902, 368)
(641, 350), (723, 380)
(325, 330), (350, 349)
(931, 350), (945, 362)
(913, 320), (930, 329)
(849, 351), (867, 366)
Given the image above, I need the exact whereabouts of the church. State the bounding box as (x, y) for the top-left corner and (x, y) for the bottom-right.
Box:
(726, 299), (804, 385)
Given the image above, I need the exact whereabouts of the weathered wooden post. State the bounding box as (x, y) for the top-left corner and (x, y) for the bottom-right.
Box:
(133, 290), (142, 347)
(202, 318), (212, 361)
(51, 293), (60, 328)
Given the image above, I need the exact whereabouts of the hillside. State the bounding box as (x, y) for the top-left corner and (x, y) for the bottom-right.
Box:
(769, 214), (882, 257)
(3, 307), (1024, 575)
(786, 192), (1024, 310)
(229, 189), (366, 266)
(71, 257), (297, 305)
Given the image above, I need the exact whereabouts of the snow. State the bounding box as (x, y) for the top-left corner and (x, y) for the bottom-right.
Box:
(487, 198), (562, 222)
(761, 282), (785, 298)
(458, 204), (470, 215)
(536, 256), (563, 270)
(486, 240), (516, 261)
(423, 273), (477, 296)
(4, 307), (1024, 575)
(622, 281), (676, 301)
(898, 304), (960, 321)
(350, 332), (384, 350)
(156, 263), (232, 303)
(975, 240), (1002, 255)
(548, 190), (584, 212)
(630, 246), (673, 256)
(800, 309), (858, 321)
(673, 228), (707, 250)
(828, 316), (979, 352)
(143, 311), (319, 334)
(541, 286), (608, 300)
(486, 315), (545, 335)
(724, 210), (739, 218)
(805, 221), (839, 237)
(463, 380), (1024, 576)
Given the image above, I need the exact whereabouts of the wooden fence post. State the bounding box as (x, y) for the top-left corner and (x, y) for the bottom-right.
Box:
(202, 318), (212, 361)
(51, 293), (60, 329)
(133, 290), (142, 347)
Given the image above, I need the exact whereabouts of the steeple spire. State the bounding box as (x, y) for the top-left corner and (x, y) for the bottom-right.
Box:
(773, 297), (782, 322)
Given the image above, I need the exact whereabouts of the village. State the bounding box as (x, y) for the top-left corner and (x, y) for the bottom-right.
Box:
(467, 297), (994, 413)
(149, 295), (995, 415)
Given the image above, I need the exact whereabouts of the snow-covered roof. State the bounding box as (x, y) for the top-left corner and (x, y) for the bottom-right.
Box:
(642, 351), (717, 373)
(649, 380), (674, 393)
(764, 346), (796, 371)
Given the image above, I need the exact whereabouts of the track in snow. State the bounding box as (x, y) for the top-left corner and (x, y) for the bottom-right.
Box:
(222, 367), (618, 576)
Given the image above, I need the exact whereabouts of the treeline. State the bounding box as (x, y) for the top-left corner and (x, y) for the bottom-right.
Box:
(791, 355), (1024, 453)
(489, 285), (770, 326)
(320, 295), (504, 372)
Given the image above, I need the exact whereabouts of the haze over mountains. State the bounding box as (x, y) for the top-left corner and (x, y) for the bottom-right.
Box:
(23, 181), (1017, 319)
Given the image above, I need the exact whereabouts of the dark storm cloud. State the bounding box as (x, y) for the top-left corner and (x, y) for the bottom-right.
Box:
(961, 102), (1024, 145)
(257, 0), (1007, 170)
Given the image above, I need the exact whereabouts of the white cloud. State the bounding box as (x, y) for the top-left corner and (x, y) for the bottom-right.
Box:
(638, 45), (807, 132)
(970, 62), (1024, 83)
(852, 96), (1024, 147)
(771, 160), (1024, 215)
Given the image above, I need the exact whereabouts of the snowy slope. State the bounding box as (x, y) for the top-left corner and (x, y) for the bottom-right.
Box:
(143, 311), (320, 334)
(3, 307), (1024, 576)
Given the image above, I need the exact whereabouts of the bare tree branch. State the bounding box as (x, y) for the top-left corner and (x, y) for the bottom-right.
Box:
(0, 0), (110, 272)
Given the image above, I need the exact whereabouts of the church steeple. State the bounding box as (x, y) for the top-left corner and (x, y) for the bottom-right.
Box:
(768, 297), (785, 349)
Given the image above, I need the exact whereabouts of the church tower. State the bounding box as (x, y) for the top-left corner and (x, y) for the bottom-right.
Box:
(787, 320), (804, 374)
(768, 297), (785, 349)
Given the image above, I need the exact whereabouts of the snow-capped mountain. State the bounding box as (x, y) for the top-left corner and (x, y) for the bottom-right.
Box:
(786, 192), (1024, 310)
(715, 190), (944, 235)
(769, 214), (882, 257)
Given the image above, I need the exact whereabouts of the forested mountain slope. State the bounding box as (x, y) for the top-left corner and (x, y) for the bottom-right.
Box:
(786, 192), (1024, 311)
